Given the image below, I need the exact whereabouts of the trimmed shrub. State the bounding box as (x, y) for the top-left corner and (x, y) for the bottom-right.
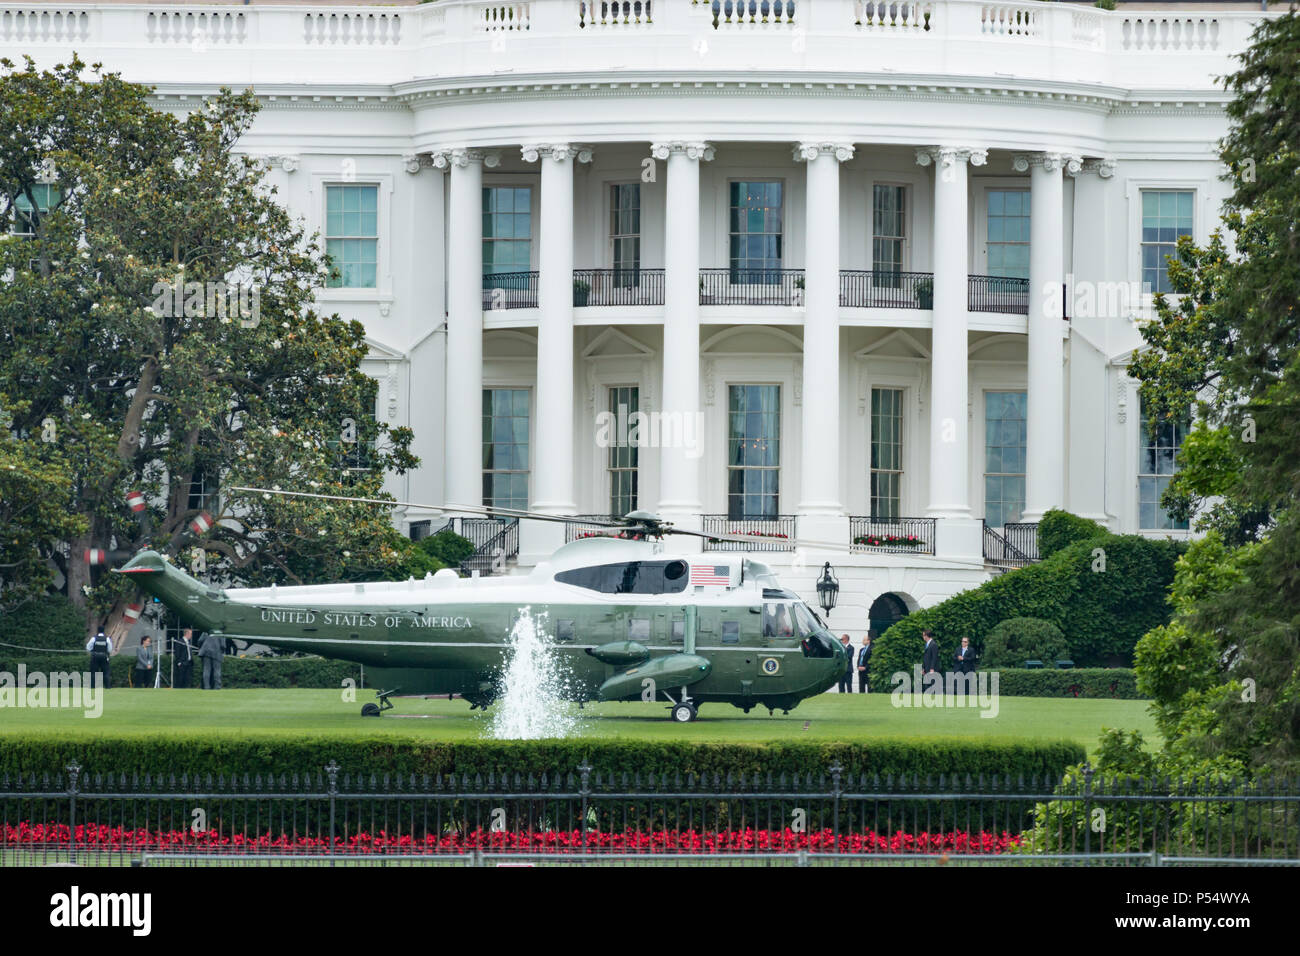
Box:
(0, 594), (88, 653)
(869, 533), (1186, 686)
(982, 617), (1069, 669)
(0, 652), (361, 689)
(993, 668), (1141, 699)
(1038, 508), (1108, 559)
(421, 529), (475, 567)
(0, 736), (1086, 781)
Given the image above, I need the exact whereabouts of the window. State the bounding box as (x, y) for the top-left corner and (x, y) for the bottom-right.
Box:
(608, 386), (639, 517)
(871, 387), (904, 519)
(325, 185), (378, 288)
(482, 388), (529, 511)
(728, 181), (783, 282)
(987, 190), (1030, 280)
(556, 620), (575, 643)
(1141, 190), (1194, 295)
(872, 185), (907, 281)
(11, 184), (60, 237)
(187, 468), (218, 511)
(1139, 403), (1190, 530)
(483, 186), (532, 276)
(610, 184), (640, 284)
(762, 603), (796, 639)
(628, 618), (651, 641)
(327, 409), (376, 472)
(984, 391), (1027, 527)
(727, 385), (780, 519)
(555, 560), (689, 595)
(721, 621), (740, 645)
(671, 620), (685, 644)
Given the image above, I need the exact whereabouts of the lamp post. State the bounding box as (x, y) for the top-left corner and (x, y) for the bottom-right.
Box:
(816, 562), (839, 618)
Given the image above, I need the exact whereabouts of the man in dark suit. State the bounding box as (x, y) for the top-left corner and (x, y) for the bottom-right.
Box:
(956, 637), (977, 674)
(838, 635), (853, 693)
(857, 635), (873, 693)
(921, 629), (941, 697)
(174, 629), (195, 689)
(921, 629), (939, 676)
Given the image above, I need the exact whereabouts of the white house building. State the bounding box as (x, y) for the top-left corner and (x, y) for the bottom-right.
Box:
(3, 0), (1278, 638)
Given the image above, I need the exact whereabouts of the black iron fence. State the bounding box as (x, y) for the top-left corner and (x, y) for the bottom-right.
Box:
(482, 271), (539, 310)
(839, 270), (934, 309)
(701, 514), (797, 551)
(969, 274), (1029, 314)
(3, 762), (1296, 865)
(699, 268), (805, 306)
(573, 268), (664, 306)
(849, 516), (937, 555)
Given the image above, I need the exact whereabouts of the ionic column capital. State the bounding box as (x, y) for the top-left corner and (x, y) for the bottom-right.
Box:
(793, 142), (856, 163)
(916, 146), (988, 169)
(1012, 152), (1082, 175)
(520, 143), (595, 164)
(650, 141), (715, 162)
(1082, 157), (1118, 179)
(430, 147), (502, 170)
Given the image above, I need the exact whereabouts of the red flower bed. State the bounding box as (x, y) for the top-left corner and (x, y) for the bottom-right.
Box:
(3, 821), (1020, 855)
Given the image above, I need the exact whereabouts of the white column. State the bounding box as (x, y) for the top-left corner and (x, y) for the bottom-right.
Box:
(434, 146), (498, 513)
(1014, 151), (1076, 522)
(652, 141), (713, 529)
(795, 142), (854, 522)
(404, 154), (446, 519)
(916, 146), (986, 522)
(521, 144), (590, 516)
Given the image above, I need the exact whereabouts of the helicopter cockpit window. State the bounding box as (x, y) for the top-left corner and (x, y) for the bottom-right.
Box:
(556, 561), (690, 595)
(795, 604), (836, 658)
(762, 603), (796, 639)
(792, 603), (821, 638)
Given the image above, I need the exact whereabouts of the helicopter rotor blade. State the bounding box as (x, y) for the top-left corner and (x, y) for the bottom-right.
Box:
(225, 487), (630, 528)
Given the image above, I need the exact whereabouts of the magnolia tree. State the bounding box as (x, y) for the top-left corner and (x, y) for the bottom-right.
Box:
(0, 57), (420, 638)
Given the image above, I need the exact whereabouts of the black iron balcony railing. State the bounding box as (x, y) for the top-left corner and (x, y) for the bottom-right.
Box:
(982, 519), (1034, 568)
(1002, 521), (1040, 561)
(839, 271), (935, 309)
(563, 514), (624, 542)
(701, 514), (797, 551)
(848, 516), (937, 555)
(699, 268), (805, 306)
(969, 275), (1029, 315)
(482, 271), (539, 310)
(573, 268), (664, 306)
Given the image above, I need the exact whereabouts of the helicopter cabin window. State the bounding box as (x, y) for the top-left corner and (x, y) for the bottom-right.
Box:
(555, 560), (689, 594)
(628, 618), (651, 642)
(671, 620), (685, 644)
(721, 621), (740, 645)
(762, 603), (797, 639)
(556, 619), (575, 643)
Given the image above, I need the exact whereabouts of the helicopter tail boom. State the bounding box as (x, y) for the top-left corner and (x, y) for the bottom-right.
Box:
(114, 550), (226, 633)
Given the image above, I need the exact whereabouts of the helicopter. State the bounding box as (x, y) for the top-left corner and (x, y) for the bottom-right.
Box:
(115, 493), (850, 722)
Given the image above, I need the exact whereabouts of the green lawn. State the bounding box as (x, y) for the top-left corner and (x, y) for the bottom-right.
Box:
(0, 689), (1158, 756)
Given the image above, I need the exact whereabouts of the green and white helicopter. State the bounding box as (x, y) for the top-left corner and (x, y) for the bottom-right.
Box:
(116, 491), (848, 722)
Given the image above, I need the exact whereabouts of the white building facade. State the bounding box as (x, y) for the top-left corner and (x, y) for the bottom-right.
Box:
(3, 0), (1276, 637)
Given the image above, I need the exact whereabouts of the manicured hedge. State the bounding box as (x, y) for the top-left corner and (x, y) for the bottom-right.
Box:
(0, 652), (360, 689)
(992, 668), (1141, 699)
(0, 594), (87, 652)
(0, 737), (1086, 782)
(870, 533), (1185, 686)
(1037, 508), (1108, 559)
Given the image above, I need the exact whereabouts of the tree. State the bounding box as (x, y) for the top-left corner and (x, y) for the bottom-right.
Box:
(0, 57), (418, 639)
(1128, 12), (1300, 774)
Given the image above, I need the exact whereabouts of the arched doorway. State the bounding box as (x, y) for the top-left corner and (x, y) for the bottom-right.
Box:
(868, 593), (910, 637)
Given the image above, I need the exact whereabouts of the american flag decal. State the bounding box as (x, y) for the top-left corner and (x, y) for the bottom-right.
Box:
(690, 564), (730, 586)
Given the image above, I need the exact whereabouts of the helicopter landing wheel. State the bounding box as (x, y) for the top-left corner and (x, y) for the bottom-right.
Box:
(670, 702), (698, 723)
(360, 702), (381, 717)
